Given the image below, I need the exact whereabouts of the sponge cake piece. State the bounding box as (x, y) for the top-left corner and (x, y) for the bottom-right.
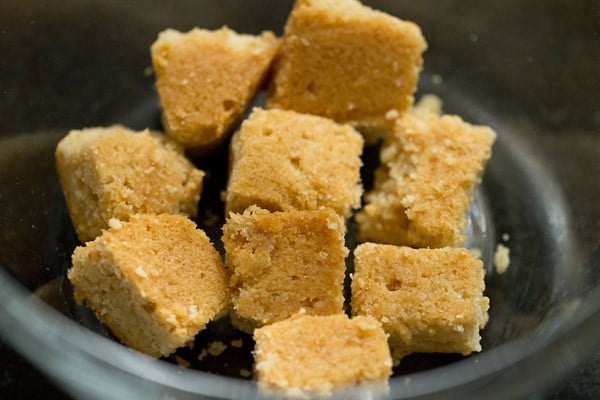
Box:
(55, 126), (204, 242)
(267, 0), (426, 137)
(351, 243), (489, 365)
(68, 214), (229, 357)
(356, 111), (496, 248)
(152, 27), (279, 152)
(225, 108), (364, 217)
(222, 206), (347, 333)
(254, 313), (392, 394)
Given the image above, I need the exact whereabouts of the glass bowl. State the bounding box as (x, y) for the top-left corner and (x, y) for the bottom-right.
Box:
(1, 0), (598, 399)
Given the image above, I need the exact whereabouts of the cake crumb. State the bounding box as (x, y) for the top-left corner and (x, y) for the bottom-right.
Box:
(431, 74), (443, 85)
(230, 338), (244, 348)
(414, 94), (443, 116)
(207, 341), (227, 356)
(201, 213), (221, 228)
(108, 218), (123, 229)
(468, 248), (482, 259)
(502, 233), (510, 242)
(143, 65), (154, 77)
(175, 355), (190, 368)
(385, 109), (400, 120)
(197, 348), (208, 361)
(494, 244), (510, 274)
(134, 266), (148, 278)
(240, 368), (252, 378)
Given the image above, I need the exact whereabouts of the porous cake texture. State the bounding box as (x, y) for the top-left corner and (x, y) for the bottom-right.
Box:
(151, 27), (279, 152)
(356, 111), (496, 248)
(68, 214), (229, 358)
(351, 243), (489, 365)
(225, 108), (364, 217)
(254, 313), (392, 394)
(55, 126), (204, 242)
(222, 206), (347, 333)
(267, 0), (427, 136)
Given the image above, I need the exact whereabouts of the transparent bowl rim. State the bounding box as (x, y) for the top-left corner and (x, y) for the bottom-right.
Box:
(1, 266), (599, 399)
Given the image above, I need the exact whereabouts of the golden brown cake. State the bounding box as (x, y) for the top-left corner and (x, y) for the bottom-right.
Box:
(254, 313), (392, 394)
(55, 126), (204, 242)
(68, 214), (229, 358)
(225, 108), (364, 217)
(151, 27), (279, 152)
(266, 0), (427, 136)
(356, 111), (496, 248)
(351, 243), (489, 365)
(222, 206), (347, 333)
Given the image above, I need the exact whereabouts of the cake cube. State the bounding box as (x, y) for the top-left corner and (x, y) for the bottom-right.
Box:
(151, 27), (279, 152)
(351, 243), (489, 364)
(68, 214), (229, 358)
(254, 313), (392, 394)
(356, 111), (496, 248)
(222, 206), (347, 332)
(225, 108), (364, 217)
(55, 126), (204, 242)
(267, 0), (427, 136)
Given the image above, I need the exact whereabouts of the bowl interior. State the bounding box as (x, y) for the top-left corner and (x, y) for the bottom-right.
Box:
(0, 0), (599, 398)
